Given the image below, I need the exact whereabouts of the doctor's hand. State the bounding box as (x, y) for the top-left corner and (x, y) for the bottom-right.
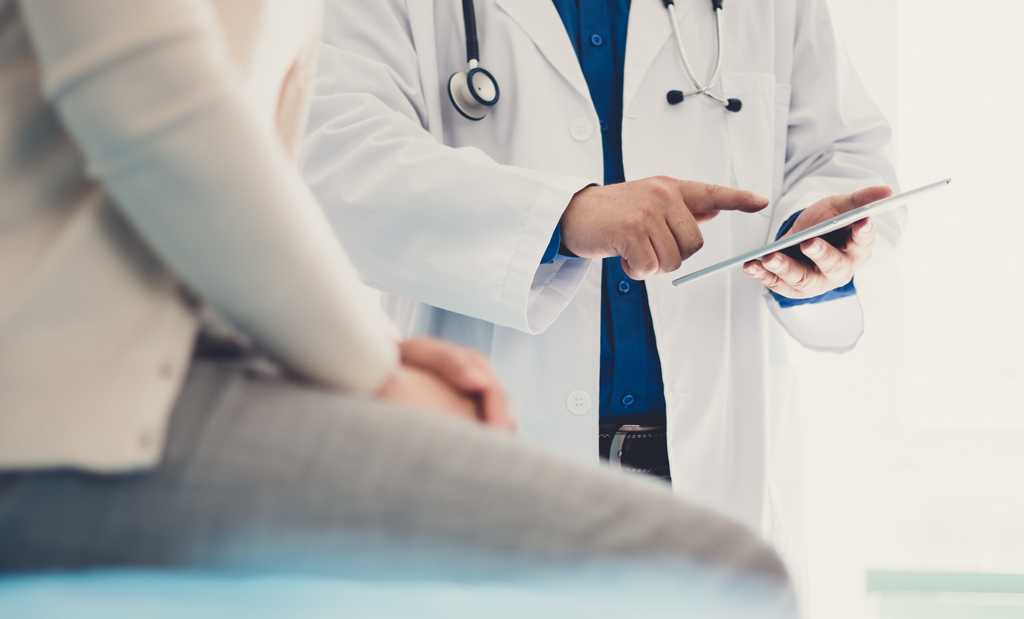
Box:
(375, 338), (515, 431)
(743, 186), (892, 298)
(561, 177), (769, 280)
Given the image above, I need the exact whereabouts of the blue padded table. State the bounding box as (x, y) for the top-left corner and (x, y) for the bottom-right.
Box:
(0, 568), (797, 618)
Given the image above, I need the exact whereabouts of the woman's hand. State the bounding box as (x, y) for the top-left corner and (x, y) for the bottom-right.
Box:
(375, 338), (515, 430)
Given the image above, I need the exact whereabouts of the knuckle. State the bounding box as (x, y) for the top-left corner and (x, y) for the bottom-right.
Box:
(828, 253), (846, 272)
(631, 254), (656, 274)
(638, 201), (659, 220)
(792, 270), (812, 290)
(648, 178), (675, 201)
(816, 251), (839, 272)
(465, 350), (488, 370)
(623, 210), (647, 235)
(681, 231), (704, 259)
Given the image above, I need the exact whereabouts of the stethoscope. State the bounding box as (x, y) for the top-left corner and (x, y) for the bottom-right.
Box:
(447, 0), (742, 121)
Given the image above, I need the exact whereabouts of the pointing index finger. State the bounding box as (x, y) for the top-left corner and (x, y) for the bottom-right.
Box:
(677, 181), (769, 220)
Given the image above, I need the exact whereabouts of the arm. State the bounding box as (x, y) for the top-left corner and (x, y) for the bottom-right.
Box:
(757, 0), (903, 351)
(19, 0), (398, 392)
(303, 0), (594, 335)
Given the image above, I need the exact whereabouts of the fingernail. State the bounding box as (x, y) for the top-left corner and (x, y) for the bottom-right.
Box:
(862, 220), (873, 232)
(805, 240), (822, 255)
(767, 255), (782, 268)
(744, 264), (759, 275)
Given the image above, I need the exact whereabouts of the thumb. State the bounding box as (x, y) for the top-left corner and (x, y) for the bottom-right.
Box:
(848, 185), (893, 210)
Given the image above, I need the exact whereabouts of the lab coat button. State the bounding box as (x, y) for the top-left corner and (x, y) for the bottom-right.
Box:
(569, 118), (593, 142)
(566, 390), (591, 415)
(621, 394), (636, 407)
(617, 279), (631, 294)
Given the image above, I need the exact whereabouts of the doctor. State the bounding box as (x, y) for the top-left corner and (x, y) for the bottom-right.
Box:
(304, 0), (899, 529)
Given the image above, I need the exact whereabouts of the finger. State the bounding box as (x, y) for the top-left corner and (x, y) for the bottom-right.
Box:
(678, 181), (769, 220)
(649, 220), (684, 273)
(403, 340), (515, 430)
(845, 218), (876, 266)
(743, 261), (803, 298)
(462, 351), (516, 431)
(801, 238), (853, 285)
(818, 185), (893, 218)
(400, 338), (490, 392)
(665, 203), (704, 262)
(478, 383), (516, 431)
(621, 238), (659, 280)
(760, 252), (824, 293)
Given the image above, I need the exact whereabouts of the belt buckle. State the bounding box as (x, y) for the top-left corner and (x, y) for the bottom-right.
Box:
(608, 424), (650, 468)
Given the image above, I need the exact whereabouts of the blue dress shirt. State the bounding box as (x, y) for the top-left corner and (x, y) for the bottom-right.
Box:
(546, 0), (665, 422)
(541, 0), (854, 422)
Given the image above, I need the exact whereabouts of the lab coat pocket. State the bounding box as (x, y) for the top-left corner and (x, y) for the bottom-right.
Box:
(722, 72), (779, 220)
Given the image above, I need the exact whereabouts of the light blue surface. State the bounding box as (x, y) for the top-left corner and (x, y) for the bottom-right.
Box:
(0, 569), (796, 618)
(867, 570), (1024, 619)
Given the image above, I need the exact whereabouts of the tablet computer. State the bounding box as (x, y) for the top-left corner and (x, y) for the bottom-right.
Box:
(671, 178), (951, 287)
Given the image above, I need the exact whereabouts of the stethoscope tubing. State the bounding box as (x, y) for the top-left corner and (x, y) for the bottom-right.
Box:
(667, 2), (730, 106)
(452, 0), (737, 118)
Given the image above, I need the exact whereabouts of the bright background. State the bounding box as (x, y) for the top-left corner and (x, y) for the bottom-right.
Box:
(785, 1), (1024, 616)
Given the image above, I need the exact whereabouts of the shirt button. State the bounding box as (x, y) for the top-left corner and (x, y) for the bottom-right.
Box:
(617, 279), (631, 294)
(590, 33), (604, 47)
(566, 390), (592, 415)
(621, 394), (636, 407)
(569, 117), (593, 142)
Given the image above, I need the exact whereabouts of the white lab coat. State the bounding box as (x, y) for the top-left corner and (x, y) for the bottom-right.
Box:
(304, 0), (900, 531)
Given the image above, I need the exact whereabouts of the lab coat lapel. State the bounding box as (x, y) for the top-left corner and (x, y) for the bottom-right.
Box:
(493, 0), (590, 101)
(623, 0), (683, 112)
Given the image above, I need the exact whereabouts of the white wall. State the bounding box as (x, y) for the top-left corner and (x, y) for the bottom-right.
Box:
(782, 2), (903, 615)
(793, 2), (1024, 617)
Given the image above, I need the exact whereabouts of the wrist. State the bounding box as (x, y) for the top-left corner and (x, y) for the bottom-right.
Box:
(560, 184), (601, 258)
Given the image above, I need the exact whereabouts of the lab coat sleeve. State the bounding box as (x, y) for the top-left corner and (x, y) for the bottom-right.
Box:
(18, 0), (399, 393)
(302, 0), (596, 335)
(768, 0), (904, 352)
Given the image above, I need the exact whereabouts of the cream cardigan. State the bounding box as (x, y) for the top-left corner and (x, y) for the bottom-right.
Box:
(0, 0), (397, 471)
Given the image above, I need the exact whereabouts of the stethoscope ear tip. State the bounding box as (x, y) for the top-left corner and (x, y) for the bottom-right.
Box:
(725, 98), (743, 113)
(666, 90), (685, 105)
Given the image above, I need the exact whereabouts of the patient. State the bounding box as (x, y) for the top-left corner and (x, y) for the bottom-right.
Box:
(0, 0), (792, 602)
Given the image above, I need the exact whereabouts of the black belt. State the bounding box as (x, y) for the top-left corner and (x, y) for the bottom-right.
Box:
(599, 424), (671, 483)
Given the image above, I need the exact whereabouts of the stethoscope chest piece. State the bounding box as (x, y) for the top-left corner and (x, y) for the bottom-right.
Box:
(448, 62), (500, 121)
